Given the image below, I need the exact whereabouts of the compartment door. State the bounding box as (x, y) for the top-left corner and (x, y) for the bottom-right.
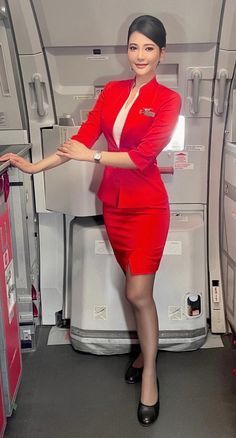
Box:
(209, 0), (236, 332)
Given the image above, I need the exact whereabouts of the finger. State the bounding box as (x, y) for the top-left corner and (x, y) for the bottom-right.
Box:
(57, 146), (68, 153)
(9, 153), (20, 163)
(62, 142), (72, 148)
(0, 154), (11, 161)
(65, 139), (76, 146)
(56, 151), (68, 157)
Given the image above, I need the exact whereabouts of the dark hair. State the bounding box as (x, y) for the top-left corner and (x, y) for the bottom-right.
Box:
(127, 15), (166, 49)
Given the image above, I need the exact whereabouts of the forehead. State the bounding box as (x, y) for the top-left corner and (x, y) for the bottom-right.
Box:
(128, 31), (156, 46)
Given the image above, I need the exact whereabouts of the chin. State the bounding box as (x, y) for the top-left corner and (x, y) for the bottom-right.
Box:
(134, 69), (150, 76)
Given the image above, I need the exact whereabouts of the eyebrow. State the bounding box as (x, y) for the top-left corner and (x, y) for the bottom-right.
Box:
(128, 43), (155, 47)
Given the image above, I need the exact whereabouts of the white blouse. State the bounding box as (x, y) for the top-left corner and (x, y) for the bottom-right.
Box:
(113, 88), (140, 148)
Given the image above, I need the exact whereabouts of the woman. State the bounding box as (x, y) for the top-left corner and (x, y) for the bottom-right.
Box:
(0, 15), (181, 426)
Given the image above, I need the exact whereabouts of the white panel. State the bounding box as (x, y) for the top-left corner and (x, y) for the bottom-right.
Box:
(7, 0), (42, 54)
(42, 125), (104, 216)
(222, 214), (228, 253)
(159, 118), (210, 204)
(0, 19), (23, 129)
(231, 90), (236, 142)
(216, 50), (236, 80)
(8, 169), (31, 292)
(207, 50), (236, 334)
(224, 197), (236, 263)
(39, 213), (64, 324)
(220, 0), (236, 50)
(227, 265), (234, 317)
(23, 171), (39, 279)
(70, 213), (207, 352)
(225, 144), (236, 187)
(0, 130), (28, 145)
(32, 0), (223, 46)
(221, 253), (228, 300)
(19, 53), (55, 212)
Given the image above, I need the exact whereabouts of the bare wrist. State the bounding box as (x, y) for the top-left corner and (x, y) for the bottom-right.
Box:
(32, 162), (42, 174)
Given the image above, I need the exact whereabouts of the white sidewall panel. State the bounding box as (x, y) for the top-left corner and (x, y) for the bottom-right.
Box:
(70, 213), (207, 352)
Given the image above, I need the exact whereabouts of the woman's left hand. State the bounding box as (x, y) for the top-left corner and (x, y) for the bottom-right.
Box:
(56, 139), (92, 162)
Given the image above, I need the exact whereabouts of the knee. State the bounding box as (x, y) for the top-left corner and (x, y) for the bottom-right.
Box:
(126, 287), (149, 308)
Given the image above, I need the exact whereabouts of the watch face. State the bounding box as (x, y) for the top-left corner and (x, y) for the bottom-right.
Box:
(94, 151), (101, 162)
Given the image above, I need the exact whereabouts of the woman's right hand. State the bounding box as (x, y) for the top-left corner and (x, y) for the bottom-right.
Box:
(0, 153), (35, 174)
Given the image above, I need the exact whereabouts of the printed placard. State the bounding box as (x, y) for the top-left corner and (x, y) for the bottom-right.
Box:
(174, 214), (189, 222)
(168, 306), (182, 320)
(5, 260), (16, 323)
(95, 240), (114, 255)
(86, 55), (109, 61)
(94, 305), (107, 320)
(174, 152), (194, 170)
(163, 241), (182, 255)
(186, 145), (205, 152)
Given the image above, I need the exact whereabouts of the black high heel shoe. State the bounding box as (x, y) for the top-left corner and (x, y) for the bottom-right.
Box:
(137, 378), (160, 426)
(125, 362), (143, 384)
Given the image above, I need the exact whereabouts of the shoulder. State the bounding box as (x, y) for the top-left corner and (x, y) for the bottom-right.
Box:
(157, 83), (182, 106)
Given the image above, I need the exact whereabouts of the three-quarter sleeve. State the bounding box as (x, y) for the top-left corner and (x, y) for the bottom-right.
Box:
(71, 82), (111, 148)
(128, 92), (182, 170)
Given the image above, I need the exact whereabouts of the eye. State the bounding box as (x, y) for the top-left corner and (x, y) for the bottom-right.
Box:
(145, 46), (154, 52)
(128, 45), (137, 51)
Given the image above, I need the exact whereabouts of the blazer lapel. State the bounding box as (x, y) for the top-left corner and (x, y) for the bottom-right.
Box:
(119, 79), (158, 146)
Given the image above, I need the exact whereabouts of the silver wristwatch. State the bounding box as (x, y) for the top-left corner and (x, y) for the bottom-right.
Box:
(93, 151), (102, 163)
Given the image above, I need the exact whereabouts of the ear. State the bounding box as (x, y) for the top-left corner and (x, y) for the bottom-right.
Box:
(159, 47), (166, 63)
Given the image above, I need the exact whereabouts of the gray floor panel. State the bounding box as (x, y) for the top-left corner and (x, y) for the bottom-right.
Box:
(4, 327), (236, 438)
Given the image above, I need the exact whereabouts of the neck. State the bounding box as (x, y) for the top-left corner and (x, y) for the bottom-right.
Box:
(134, 73), (156, 88)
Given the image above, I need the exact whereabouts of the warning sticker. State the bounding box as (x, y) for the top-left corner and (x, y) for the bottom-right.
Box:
(173, 214), (189, 222)
(186, 145), (205, 152)
(168, 306), (182, 320)
(174, 152), (194, 170)
(94, 305), (107, 320)
(95, 240), (114, 255)
(5, 260), (16, 323)
(86, 55), (109, 61)
(163, 241), (182, 255)
(3, 249), (9, 270)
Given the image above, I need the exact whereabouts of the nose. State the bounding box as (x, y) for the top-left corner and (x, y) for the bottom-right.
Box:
(136, 48), (145, 61)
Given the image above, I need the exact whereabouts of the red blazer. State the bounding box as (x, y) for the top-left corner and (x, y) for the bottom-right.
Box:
(71, 77), (181, 208)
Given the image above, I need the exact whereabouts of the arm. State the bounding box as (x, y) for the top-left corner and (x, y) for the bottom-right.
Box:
(127, 92), (182, 170)
(0, 83), (112, 173)
(70, 82), (112, 147)
(57, 140), (137, 168)
(57, 92), (181, 169)
(0, 151), (70, 174)
(33, 153), (70, 173)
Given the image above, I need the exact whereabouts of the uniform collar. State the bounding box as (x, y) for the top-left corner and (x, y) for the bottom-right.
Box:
(130, 75), (158, 92)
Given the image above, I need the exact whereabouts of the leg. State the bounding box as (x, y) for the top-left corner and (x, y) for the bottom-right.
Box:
(126, 268), (158, 405)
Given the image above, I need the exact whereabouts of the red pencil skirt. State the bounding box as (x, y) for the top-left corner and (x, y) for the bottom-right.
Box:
(103, 204), (170, 275)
